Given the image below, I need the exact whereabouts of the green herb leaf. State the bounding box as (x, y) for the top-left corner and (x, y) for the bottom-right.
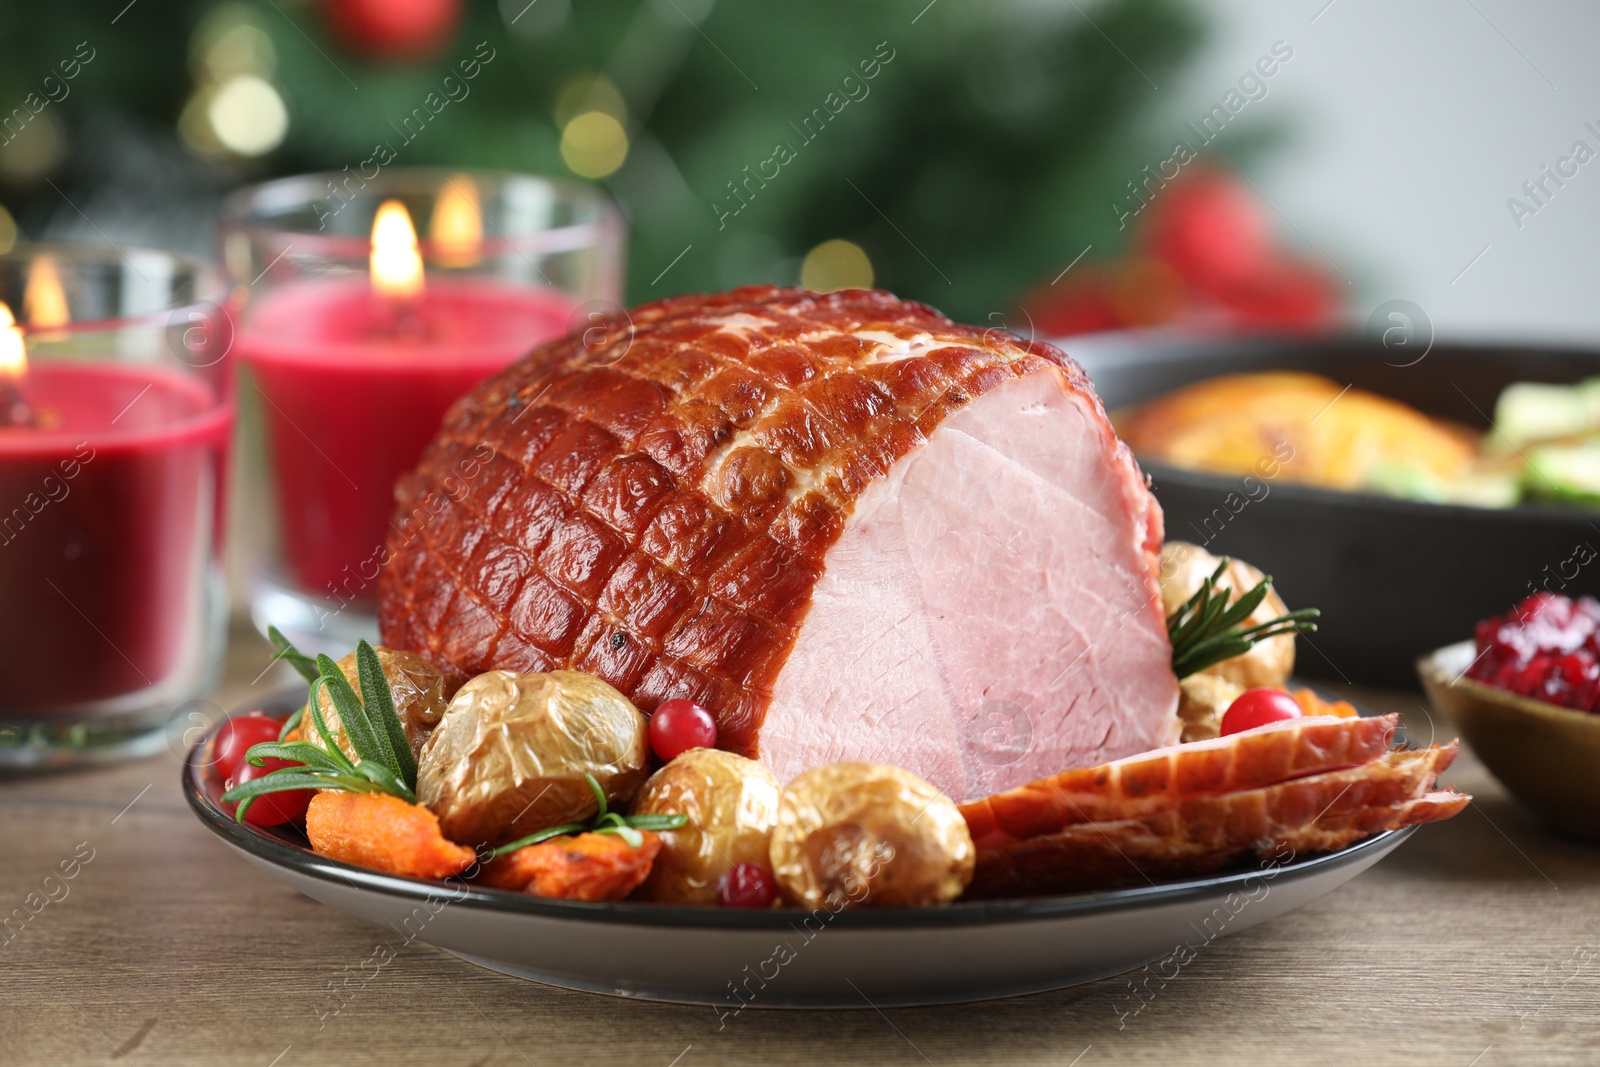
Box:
(277, 705), (304, 743)
(622, 814), (689, 832)
(243, 741), (349, 775)
(595, 823), (644, 848)
(304, 676), (355, 774)
(231, 643), (428, 822)
(487, 823), (590, 857)
(268, 626), (321, 684)
(585, 773), (608, 816)
(1168, 560), (1320, 680)
(483, 774), (688, 856)
(222, 771), (341, 803)
(356, 639), (416, 790)
(354, 759), (417, 805)
(315, 653), (398, 774)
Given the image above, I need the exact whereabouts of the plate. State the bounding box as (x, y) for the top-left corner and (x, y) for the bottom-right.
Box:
(184, 688), (1418, 1008)
(1069, 330), (1600, 686)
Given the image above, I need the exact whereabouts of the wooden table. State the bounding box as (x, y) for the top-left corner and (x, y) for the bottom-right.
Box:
(6, 626), (1599, 1066)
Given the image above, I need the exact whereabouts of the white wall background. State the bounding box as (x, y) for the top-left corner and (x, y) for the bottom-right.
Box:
(1165, 0), (1599, 344)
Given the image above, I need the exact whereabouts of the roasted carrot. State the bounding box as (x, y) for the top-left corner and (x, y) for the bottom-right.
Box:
(479, 832), (661, 901)
(1290, 687), (1359, 719)
(305, 791), (475, 880)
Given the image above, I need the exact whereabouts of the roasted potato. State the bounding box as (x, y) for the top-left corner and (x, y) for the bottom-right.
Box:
(1160, 541), (1295, 689)
(630, 748), (780, 905)
(770, 762), (974, 909)
(1176, 673), (1244, 743)
(417, 670), (648, 848)
(301, 647), (464, 760)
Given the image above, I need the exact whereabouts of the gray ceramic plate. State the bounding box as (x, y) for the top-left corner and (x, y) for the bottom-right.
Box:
(184, 690), (1417, 1007)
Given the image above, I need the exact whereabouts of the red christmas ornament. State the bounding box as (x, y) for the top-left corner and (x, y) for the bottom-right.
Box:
(320, 0), (463, 61)
(1141, 166), (1273, 293)
(1023, 161), (1339, 337)
(1213, 254), (1339, 331)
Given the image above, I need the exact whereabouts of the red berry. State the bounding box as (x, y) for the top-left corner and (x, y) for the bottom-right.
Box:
(319, 0), (462, 60)
(1468, 594), (1600, 714)
(211, 712), (285, 784)
(649, 698), (717, 762)
(225, 757), (314, 827)
(717, 862), (778, 908)
(1219, 688), (1304, 736)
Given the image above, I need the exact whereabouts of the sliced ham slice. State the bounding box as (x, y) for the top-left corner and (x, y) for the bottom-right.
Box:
(960, 714), (1400, 845)
(379, 286), (1179, 801)
(959, 711), (1471, 897)
(966, 737), (1466, 897)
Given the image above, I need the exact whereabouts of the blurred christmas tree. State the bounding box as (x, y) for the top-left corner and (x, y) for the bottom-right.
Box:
(0, 0), (1206, 322)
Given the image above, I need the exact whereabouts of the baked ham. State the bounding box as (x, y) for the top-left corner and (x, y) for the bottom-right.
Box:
(379, 286), (1179, 802)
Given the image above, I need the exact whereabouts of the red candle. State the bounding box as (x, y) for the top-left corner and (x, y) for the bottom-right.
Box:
(0, 362), (230, 709)
(240, 248), (576, 605)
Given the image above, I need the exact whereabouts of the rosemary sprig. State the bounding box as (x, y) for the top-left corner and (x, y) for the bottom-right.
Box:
(488, 773), (687, 856)
(227, 635), (689, 850)
(266, 626), (318, 741)
(268, 625), (321, 683)
(221, 637), (418, 821)
(1168, 559), (1320, 680)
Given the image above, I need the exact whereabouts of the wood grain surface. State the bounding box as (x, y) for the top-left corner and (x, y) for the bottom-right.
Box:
(3, 625), (1598, 1066)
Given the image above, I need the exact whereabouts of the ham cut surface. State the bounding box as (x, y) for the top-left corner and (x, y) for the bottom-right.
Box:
(379, 286), (1179, 801)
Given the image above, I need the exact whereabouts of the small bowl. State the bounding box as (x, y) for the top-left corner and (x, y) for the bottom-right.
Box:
(1418, 641), (1600, 843)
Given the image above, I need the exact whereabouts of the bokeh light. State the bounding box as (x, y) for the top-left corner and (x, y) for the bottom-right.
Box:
(207, 75), (288, 156)
(0, 110), (66, 184)
(801, 239), (873, 292)
(179, 4), (286, 161)
(554, 74), (627, 128)
(561, 112), (629, 179)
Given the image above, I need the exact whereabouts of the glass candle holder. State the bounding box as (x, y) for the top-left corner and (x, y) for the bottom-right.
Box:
(219, 169), (626, 657)
(0, 244), (233, 768)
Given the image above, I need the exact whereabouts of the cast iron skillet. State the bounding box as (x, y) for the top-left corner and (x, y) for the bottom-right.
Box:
(1066, 330), (1600, 686)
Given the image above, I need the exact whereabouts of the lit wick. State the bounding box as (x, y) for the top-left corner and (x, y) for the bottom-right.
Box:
(371, 198), (426, 341)
(0, 303), (33, 429)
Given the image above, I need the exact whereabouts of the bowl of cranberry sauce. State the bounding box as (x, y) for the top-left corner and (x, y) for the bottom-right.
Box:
(1419, 593), (1600, 845)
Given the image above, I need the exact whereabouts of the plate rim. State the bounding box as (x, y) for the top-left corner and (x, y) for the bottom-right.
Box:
(184, 690), (1417, 931)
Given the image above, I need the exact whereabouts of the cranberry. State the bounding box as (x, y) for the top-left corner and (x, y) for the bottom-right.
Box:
(1219, 688), (1304, 736)
(211, 712), (285, 784)
(1466, 594), (1600, 714)
(224, 757), (314, 827)
(649, 698), (717, 762)
(717, 862), (778, 908)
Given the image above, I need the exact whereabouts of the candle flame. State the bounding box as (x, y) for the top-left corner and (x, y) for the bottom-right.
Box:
(371, 199), (424, 301)
(0, 303), (26, 381)
(23, 255), (70, 330)
(432, 175), (483, 268)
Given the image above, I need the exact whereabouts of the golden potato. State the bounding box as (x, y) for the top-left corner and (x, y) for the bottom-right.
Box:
(630, 748), (780, 905)
(1160, 541), (1295, 689)
(417, 670), (647, 848)
(770, 762), (973, 909)
(1176, 673), (1244, 743)
(302, 647), (463, 761)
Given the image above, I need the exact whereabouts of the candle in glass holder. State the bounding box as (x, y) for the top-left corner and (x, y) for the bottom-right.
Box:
(0, 295), (230, 717)
(240, 190), (578, 617)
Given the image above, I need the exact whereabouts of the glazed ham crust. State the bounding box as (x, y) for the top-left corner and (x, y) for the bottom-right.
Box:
(380, 285), (1166, 770)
